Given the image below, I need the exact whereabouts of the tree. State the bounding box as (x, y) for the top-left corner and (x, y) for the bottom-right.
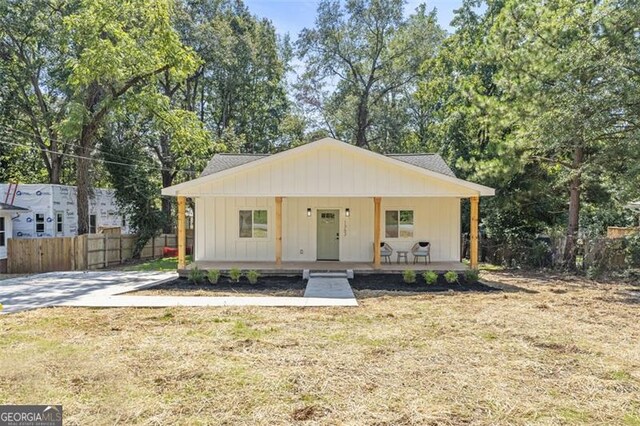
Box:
(0, 0), (76, 183)
(62, 0), (200, 234)
(174, 0), (290, 153)
(297, 0), (445, 149)
(488, 0), (640, 266)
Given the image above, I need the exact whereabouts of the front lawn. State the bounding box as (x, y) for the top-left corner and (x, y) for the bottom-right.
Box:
(121, 255), (193, 272)
(1, 271), (639, 425)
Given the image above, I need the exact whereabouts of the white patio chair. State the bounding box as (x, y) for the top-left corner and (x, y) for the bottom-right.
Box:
(380, 242), (393, 264)
(411, 241), (431, 264)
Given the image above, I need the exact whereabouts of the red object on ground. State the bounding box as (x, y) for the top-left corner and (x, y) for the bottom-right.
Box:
(163, 247), (192, 257)
(163, 247), (178, 257)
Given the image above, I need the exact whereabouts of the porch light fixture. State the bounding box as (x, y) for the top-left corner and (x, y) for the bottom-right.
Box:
(345, 208), (350, 217)
(307, 208), (312, 217)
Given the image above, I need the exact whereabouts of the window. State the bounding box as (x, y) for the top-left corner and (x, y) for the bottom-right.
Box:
(385, 210), (414, 238)
(0, 217), (5, 247)
(121, 217), (126, 228)
(239, 210), (268, 238)
(35, 213), (45, 233)
(89, 214), (97, 234)
(56, 212), (64, 234)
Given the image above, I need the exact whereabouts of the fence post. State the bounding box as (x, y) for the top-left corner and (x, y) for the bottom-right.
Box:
(103, 234), (108, 268)
(119, 234), (123, 264)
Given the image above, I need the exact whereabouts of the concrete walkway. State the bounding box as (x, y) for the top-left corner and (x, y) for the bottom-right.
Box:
(62, 294), (357, 308)
(1, 270), (358, 313)
(0, 271), (176, 314)
(304, 277), (356, 299)
(65, 276), (358, 308)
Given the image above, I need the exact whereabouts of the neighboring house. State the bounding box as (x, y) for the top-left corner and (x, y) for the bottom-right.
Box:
(0, 184), (129, 238)
(0, 202), (29, 273)
(162, 137), (495, 269)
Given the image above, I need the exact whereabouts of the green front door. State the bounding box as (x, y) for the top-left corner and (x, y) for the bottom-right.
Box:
(317, 209), (340, 260)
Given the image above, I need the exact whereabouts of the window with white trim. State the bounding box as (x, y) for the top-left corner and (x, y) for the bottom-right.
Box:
(0, 217), (5, 247)
(239, 210), (268, 238)
(385, 210), (414, 238)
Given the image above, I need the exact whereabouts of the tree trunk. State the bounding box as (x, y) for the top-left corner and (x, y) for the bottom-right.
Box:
(355, 97), (369, 147)
(161, 169), (174, 233)
(76, 141), (91, 235)
(50, 154), (63, 184)
(562, 147), (584, 268)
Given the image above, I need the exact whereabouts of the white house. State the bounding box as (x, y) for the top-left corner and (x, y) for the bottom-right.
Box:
(0, 202), (29, 273)
(162, 138), (495, 271)
(0, 184), (129, 238)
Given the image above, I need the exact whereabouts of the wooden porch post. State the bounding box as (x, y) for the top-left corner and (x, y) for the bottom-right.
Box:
(275, 196), (282, 265)
(373, 197), (381, 269)
(470, 195), (479, 269)
(177, 195), (186, 270)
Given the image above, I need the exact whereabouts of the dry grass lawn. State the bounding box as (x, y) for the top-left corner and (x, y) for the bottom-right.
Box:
(1, 271), (639, 425)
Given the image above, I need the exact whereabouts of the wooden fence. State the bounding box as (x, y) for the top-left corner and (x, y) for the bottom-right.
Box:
(607, 226), (639, 239)
(7, 234), (193, 274)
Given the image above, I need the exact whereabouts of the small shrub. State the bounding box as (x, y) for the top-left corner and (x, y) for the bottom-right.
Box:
(207, 269), (220, 285)
(586, 265), (603, 280)
(188, 266), (205, 284)
(464, 269), (480, 284)
(246, 270), (260, 284)
(423, 271), (438, 285)
(229, 268), (242, 283)
(402, 269), (416, 284)
(444, 270), (458, 284)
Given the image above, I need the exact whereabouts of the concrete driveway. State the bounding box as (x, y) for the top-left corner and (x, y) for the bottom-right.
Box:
(0, 271), (176, 314)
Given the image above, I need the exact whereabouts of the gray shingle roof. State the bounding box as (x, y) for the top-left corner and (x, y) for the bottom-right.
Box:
(0, 202), (29, 212)
(386, 154), (456, 177)
(200, 154), (269, 177)
(200, 152), (456, 178)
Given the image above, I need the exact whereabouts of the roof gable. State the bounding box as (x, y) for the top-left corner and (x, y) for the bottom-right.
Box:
(163, 138), (494, 197)
(202, 151), (456, 178)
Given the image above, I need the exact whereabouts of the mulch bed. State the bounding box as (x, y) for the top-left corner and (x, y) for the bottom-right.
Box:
(149, 276), (307, 294)
(350, 274), (500, 293)
(144, 274), (498, 295)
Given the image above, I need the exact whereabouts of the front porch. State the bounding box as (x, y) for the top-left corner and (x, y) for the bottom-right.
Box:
(179, 260), (469, 277)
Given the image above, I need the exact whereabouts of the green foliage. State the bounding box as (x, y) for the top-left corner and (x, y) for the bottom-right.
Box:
(246, 270), (260, 285)
(207, 269), (221, 285)
(297, 0), (445, 148)
(444, 271), (459, 285)
(464, 269), (480, 284)
(188, 266), (205, 284)
(625, 234), (640, 268)
(229, 268), (242, 283)
(101, 128), (168, 257)
(402, 270), (417, 284)
(423, 271), (438, 286)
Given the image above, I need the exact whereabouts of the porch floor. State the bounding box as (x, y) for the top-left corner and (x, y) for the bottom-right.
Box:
(179, 260), (468, 277)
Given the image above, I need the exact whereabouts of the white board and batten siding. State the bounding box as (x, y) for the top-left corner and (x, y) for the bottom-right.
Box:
(184, 144), (480, 198)
(194, 196), (460, 263)
(171, 138), (493, 264)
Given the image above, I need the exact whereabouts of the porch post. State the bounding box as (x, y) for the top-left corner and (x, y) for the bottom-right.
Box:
(470, 195), (479, 269)
(373, 197), (381, 269)
(275, 196), (282, 265)
(177, 195), (186, 270)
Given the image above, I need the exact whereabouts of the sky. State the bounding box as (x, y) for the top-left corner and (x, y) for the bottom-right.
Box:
(243, 0), (464, 37)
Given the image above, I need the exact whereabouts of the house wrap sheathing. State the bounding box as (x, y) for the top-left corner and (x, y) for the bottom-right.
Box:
(0, 184), (129, 238)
